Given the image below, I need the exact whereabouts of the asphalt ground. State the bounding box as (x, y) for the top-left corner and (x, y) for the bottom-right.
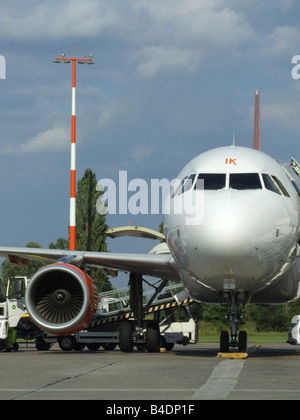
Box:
(1, 342), (300, 402)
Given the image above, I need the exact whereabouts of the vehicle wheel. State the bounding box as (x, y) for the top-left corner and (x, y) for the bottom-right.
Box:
(58, 335), (74, 351)
(119, 321), (134, 352)
(164, 342), (174, 351)
(238, 331), (247, 353)
(35, 338), (51, 351)
(87, 343), (101, 351)
(160, 337), (174, 351)
(13, 343), (19, 351)
(220, 330), (229, 353)
(102, 343), (117, 351)
(146, 321), (160, 352)
(73, 342), (86, 351)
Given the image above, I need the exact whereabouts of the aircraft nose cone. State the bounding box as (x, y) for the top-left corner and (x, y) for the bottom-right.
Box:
(201, 197), (263, 256)
(183, 196), (267, 289)
(190, 199), (264, 277)
(209, 197), (261, 234)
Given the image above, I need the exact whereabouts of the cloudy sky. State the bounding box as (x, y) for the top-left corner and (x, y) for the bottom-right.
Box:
(1, 0), (300, 273)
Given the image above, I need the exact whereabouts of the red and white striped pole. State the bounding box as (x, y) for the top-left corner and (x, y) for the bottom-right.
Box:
(54, 48), (94, 251)
(69, 52), (77, 251)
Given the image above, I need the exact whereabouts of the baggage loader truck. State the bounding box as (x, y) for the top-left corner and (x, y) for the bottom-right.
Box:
(0, 276), (30, 351)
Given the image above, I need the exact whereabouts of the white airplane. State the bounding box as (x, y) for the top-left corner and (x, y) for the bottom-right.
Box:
(0, 92), (300, 353)
(164, 144), (300, 351)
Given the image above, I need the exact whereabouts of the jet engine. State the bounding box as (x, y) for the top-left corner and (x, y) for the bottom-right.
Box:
(25, 263), (98, 335)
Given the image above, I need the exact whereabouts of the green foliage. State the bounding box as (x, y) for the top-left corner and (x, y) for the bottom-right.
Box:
(245, 305), (290, 332)
(244, 299), (300, 333)
(0, 241), (46, 293)
(190, 301), (300, 333)
(286, 297), (300, 320)
(201, 304), (229, 331)
(189, 303), (228, 331)
(75, 169), (112, 292)
(49, 237), (69, 250)
(76, 168), (108, 253)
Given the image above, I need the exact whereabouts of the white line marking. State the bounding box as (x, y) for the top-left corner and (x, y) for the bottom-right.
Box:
(192, 359), (245, 399)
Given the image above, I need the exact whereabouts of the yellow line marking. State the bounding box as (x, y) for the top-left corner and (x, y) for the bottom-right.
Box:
(217, 352), (248, 359)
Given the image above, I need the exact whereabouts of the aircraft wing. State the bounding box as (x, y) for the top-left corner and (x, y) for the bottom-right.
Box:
(0, 246), (181, 282)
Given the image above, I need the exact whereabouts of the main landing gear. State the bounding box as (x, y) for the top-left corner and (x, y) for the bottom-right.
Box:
(119, 273), (168, 353)
(219, 292), (248, 353)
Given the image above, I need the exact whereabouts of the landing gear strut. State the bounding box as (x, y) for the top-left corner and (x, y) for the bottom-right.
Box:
(118, 273), (168, 353)
(220, 292), (248, 353)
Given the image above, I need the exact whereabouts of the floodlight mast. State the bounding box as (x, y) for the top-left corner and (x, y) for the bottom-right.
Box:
(54, 47), (94, 251)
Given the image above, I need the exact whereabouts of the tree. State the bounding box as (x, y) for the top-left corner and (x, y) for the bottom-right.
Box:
(0, 241), (46, 293)
(201, 304), (229, 331)
(76, 168), (108, 253)
(75, 169), (112, 292)
(246, 304), (290, 332)
(49, 237), (68, 250)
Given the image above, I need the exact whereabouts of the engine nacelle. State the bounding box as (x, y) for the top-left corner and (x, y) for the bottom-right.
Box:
(25, 263), (98, 335)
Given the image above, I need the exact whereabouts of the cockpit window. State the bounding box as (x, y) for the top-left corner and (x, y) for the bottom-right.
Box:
(174, 174), (196, 196)
(229, 173), (262, 190)
(262, 174), (281, 195)
(271, 176), (290, 197)
(185, 174), (196, 192)
(195, 173), (226, 190)
(262, 173), (290, 197)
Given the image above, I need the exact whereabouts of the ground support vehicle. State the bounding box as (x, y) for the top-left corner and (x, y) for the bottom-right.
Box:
(42, 284), (198, 352)
(0, 282), (7, 350)
(0, 277), (30, 351)
(287, 315), (300, 345)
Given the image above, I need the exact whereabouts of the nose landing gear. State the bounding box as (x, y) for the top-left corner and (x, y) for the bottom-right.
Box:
(220, 292), (248, 353)
(220, 329), (248, 353)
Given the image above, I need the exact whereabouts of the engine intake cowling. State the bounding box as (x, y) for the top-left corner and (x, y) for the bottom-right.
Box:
(25, 263), (98, 335)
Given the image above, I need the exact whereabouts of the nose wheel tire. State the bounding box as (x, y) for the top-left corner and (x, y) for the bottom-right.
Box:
(238, 330), (248, 353)
(220, 330), (248, 353)
(220, 330), (229, 353)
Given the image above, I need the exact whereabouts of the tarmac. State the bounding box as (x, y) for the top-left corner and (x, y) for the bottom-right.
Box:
(1, 341), (300, 401)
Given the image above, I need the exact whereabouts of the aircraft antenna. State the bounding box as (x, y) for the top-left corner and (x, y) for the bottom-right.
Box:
(253, 89), (260, 150)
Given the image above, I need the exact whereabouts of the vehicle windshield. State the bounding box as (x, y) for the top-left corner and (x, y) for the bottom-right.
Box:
(0, 282), (6, 302)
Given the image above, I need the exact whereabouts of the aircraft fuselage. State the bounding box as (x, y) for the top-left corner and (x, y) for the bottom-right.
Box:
(164, 146), (300, 305)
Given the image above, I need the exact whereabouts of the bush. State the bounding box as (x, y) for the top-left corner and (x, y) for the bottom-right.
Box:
(190, 301), (297, 333)
(246, 305), (290, 332)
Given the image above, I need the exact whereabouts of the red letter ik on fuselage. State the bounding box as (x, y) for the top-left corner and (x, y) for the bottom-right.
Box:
(225, 158), (237, 165)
